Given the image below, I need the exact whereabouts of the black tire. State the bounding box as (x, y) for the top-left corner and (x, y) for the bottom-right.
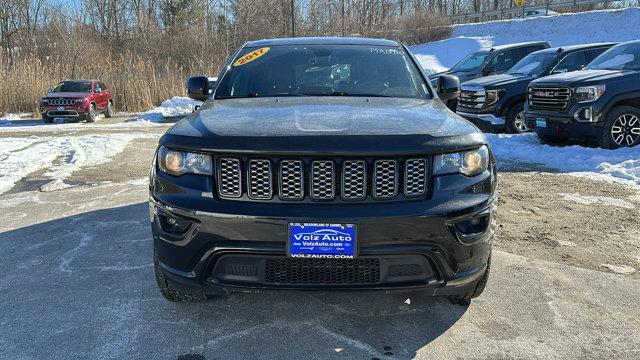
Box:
(505, 102), (528, 134)
(154, 252), (207, 303)
(105, 100), (113, 118)
(42, 115), (52, 123)
(537, 132), (569, 145)
(447, 256), (491, 303)
(86, 103), (97, 123)
(598, 105), (640, 149)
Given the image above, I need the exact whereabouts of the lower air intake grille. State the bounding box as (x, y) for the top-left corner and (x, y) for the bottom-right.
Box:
(264, 258), (381, 285)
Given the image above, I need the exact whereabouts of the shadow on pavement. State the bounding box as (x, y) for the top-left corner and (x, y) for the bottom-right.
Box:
(0, 203), (467, 359)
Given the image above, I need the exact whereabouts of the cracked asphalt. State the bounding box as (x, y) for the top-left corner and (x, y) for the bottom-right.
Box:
(1, 119), (639, 359)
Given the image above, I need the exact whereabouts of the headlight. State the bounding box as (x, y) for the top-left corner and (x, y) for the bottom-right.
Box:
(75, 98), (88, 104)
(157, 146), (212, 176)
(575, 85), (605, 103)
(433, 146), (489, 177)
(485, 89), (502, 104)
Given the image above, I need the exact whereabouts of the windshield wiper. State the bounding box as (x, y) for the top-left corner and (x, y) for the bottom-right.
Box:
(216, 92), (260, 99)
(300, 91), (392, 97)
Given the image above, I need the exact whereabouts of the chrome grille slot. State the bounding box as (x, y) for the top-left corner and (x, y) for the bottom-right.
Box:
(341, 160), (367, 200)
(404, 158), (428, 197)
(279, 160), (304, 200)
(310, 160), (335, 201)
(218, 157), (242, 198)
(247, 159), (273, 200)
(528, 87), (571, 112)
(373, 160), (398, 199)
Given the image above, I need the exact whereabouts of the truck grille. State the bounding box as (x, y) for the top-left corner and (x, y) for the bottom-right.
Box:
(46, 98), (77, 106)
(528, 87), (571, 112)
(264, 258), (381, 285)
(457, 87), (486, 110)
(215, 156), (431, 202)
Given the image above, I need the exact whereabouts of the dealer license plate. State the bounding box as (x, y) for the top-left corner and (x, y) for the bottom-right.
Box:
(57, 106), (65, 111)
(288, 222), (356, 259)
(536, 118), (547, 128)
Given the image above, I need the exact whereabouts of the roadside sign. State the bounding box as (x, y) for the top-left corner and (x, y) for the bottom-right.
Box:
(514, 0), (526, 6)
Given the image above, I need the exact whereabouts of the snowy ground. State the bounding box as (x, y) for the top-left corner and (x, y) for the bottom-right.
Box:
(487, 133), (640, 188)
(410, 7), (640, 73)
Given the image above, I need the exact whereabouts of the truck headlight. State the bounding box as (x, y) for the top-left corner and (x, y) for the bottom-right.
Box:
(433, 146), (489, 177)
(158, 146), (212, 176)
(485, 89), (502, 105)
(575, 85), (605, 103)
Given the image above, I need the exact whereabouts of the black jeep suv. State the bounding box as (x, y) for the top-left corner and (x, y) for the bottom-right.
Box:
(429, 41), (549, 110)
(150, 38), (497, 303)
(457, 43), (615, 133)
(526, 40), (640, 149)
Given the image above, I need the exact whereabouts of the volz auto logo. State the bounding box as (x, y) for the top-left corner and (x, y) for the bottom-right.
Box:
(292, 229), (352, 241)
(534, 91), (556, 97)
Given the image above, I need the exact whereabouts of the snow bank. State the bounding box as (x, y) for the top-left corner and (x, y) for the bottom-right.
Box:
(487, 133), (640, 187)
(410, 8), (640, 73)
(137, 96), (202, 122)
(0, 133), (154, 194)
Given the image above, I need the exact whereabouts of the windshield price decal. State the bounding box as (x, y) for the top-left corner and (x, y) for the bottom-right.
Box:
(233, 47), (270, 66)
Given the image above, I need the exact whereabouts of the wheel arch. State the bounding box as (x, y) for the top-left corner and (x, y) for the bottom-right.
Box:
(602, 91), (640, 115)
(501, 94), (526, 117)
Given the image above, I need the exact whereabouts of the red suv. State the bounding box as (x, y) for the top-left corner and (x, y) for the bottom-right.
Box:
(40, 80), (113, 123)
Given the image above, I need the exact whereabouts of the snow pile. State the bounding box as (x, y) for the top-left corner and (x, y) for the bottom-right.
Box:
(0, 133), (154, 194)
(487, 133), (640, 187)
(137, 96), (202, 122)
(410, 8), (640, 73)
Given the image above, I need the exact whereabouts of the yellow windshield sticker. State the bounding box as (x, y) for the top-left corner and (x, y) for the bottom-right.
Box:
(233, 47), (270, 67)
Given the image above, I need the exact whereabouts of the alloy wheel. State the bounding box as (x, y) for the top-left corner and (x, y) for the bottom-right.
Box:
(514, 111), (529, 133)
(611, 114), (640, 147)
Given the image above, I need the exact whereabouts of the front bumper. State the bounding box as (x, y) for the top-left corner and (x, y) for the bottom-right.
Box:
(40, 105), (89, 118)
(150, 165), (497, 295)
(525, 107), (605, 140)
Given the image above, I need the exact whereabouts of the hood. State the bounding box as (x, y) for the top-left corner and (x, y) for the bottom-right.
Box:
(532, 69), (634, 87)
(45, 92), (90, 98)
(162, 97), (485, 155)
(463, 73), (533, 88)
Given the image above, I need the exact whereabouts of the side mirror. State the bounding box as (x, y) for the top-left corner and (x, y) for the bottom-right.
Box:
(436, 75), (461, 102)
(186, 76), (210, 101)
(483, 66), (496, 76)
(47, 87), (52, 93)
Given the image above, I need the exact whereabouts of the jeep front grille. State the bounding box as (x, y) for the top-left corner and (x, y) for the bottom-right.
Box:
(46, 98), (77, 106)
(215, 156), (431, 202)
(528, 87), (571, 112)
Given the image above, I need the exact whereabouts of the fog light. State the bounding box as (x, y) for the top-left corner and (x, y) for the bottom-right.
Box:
(574, 107), (596, 122)
(454, 214), (490, 236)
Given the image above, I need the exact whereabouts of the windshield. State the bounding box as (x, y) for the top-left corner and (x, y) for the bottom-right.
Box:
(449, 52), (489, 72)
(215, 45), (429, 99)
(52, 81), (92, 93)
(587, 42), (640, 70)
(507, 52), (557, 76)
